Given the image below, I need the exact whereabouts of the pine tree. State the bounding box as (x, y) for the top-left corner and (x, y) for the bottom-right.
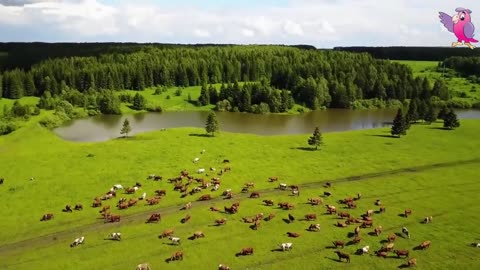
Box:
(308, 127), (323, 150)
(132, 93), (146, 110)
(424, 104), (437, 124)
(391, 108), (407, 137)
(120, 118), (132, 138)
(205, 111), (219, 136)
(406, 99), (419, 125)
(443, 109), (460, 129)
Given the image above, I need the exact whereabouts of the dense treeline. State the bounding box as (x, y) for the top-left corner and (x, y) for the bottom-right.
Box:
(443, 56), (480, 78)
(334, 47), (480, 61)
(0, 45), (449, 110)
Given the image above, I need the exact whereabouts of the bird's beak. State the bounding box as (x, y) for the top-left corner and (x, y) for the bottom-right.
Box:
(452, 14), (459, 24)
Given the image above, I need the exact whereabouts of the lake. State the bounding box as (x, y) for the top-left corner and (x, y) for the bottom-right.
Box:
(53, 109), (480, 142)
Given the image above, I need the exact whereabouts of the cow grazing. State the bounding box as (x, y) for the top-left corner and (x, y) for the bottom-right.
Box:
(269, 176), (278, 182)
(147, 213), (161, 223)
(70, 236), (85, 247)
(280, 242), (293, 251)
(64, 205), (73, 212)
(383, 243), (395, 252)
(308, 197), (323, 205)
(419, 240), (431, 249)
(74, 203), (83, 210)
(215, 218), (227, 225)
(192, 231), (205, 239)
(250, 192), (260, 198)
(169, 251), (183, 262)
(361, 245), (369, 254)
(105, 214), (120, 223)
(324, 182), (331, 188)
(324, 191), (332, 197)
(279, 183), (287, 190)
(210, 206), (220, 211)
(354, 226), (361, 236)
(40, 213), (54, 221)
(218, 264), (230, 270)
(265, 213), (276, 221)
(305, 213), (316, 221)
(336, 221), (347, 228)
(333, 240), (345, 249)
(424, 216), (433, 224)
(0, 178), (3, 185)
(394, 249), (409, 258)
(407, 258), (417, 267)
(352, 236), (362, 244)
(288, 213), (295, 222)
(136, 263), (150, 270)
(366, 209), (374, 217)
(198, 194), (211, 201)
(375, 199), (381, 206)
(308, 223), (321, 231)
(402, 227), (410, 239)
(374, 225), (383, 236)
(404, 208), (412, 217)
(338, 212), (350, 219)
(362, 220), (373, 228)
(291, 189), (299, 196)
(334, 251), (350, 263)
(326, 205), (336, 214)
(223, 159), (230, 163)
(263, 199), (274, 206)
(193, 157), (200, 163)
(197, 168), (205, 174)
(237, 247), (253, 256)
(168, 236), (181, 245)
(139, 192), (146, 200)
(376, 251), (388, 258)
(388, 234), (397, 242)
(109, 232), (121, 241)
(286, 232), (300, 238)
(181, 214), (191, 223)
(379, 206), (386, 213)
(159, 229), (174, 238)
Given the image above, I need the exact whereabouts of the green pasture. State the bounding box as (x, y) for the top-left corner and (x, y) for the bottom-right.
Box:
(0, 118), (480, 269)
(394, 60), (480, 101)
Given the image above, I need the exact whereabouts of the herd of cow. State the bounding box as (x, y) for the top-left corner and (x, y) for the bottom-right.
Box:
(35, 153), (442, 269)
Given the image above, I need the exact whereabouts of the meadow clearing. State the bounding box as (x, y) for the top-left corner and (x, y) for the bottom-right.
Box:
(0, 116), (480, 269)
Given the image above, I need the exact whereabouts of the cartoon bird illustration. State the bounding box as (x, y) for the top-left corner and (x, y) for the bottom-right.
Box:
(439, 7), (477, 49)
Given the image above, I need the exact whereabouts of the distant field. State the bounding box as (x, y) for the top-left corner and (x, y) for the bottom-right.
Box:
(1, 118), (480, 269)
(395, 60), (480, 101)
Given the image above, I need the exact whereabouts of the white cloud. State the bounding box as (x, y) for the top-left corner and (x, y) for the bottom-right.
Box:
(0, 0), (478, 46)
(284, 20), (304, 36)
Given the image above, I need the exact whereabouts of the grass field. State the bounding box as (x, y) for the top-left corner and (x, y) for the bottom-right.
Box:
(1, 117), (480, 269)
(394, 60), (480, 102)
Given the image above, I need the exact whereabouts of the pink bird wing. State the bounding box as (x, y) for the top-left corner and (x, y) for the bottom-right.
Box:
(464, 22), (475, 39)
(439, 12), (454, 32)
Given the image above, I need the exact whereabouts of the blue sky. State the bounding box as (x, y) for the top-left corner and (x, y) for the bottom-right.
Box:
(0, 0), (479, 47)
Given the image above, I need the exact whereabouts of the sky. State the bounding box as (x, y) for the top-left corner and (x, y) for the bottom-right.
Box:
(0, 0), (479, 47)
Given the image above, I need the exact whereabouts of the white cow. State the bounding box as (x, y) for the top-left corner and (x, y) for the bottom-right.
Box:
(279, 183), (287, 190)
(193, 157), (200, 163)
(361, 245), (370, 254)
(139, 192), (146, 200)
(136, 263), (150, 270)
(168, 236), (181, 245)
(70, 236), (85, 247)
(197, 168), (205, 174)
(280, 242), (293, 251)
(213, 184), (220, 191)
(113, 184), (123, 190)
(109, 232), (121, 241)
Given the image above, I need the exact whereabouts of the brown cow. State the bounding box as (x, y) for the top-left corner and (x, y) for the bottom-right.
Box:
(218, 264), (230, 270)
(215, 218), (227, 225)
(64, 205), (73, 212)
(210, 206), (220, 211)
(394, 249), (409, 258)
(242, 217), (255, 223)
(379, 206), (386, 213)
(404, 208), (412, 217)
(181, 214), (191, 223)
(326, 205), (337, 214)
(407, 258), (417, 267)
(373, 226), (383, 236)
(376, 251), (388, 258)
(146, 198), (160, 205)
(352, 236), (362, 244)
(252, 220), (261, 230)
(40, 213), (54, 221)
(118, 203), (128, 209)
(106, 215), (120, 223)
(198, 194), (211, 201)
(159, 229), (174, 238)
(334, 251), (350, 263)
(388, 234), (397, 242)
(265, 213), (276, 221)
(192, 231), (205, 239)
(147, 213), (161, 223)
(337, 221), (347, 228)
(250, 192), (260, 198)
(74, 203), (83, 211)
(305, 214), (317, 221)
(245, 182), (255, 188)
(383, 243), (395, 252)
(362, 220), (373, 228)
(338, 212), (350, 218)
(308, 198), (323, 205)
(238, 247), (254, 256)
(309, 223), (321, 231)
(332, 240), (345, 248)
(419, 240), (431, 249)
(128, 198), (138, 207)
(268, 176), (278, 182)
(287, 232), (300, 238)
(169, 251), (183, 262)
(354, 226), (361, 236)
(347, 201), (357, 209)
(263, 199), (274, 206)
(92, 200), (102, 207)
(155, 189), (166, 196)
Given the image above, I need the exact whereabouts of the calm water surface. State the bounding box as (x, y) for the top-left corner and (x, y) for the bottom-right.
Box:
(53, 109), (480, 142)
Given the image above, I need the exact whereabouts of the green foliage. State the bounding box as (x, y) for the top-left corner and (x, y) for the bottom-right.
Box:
(443, 109), (460, 129)
(98, 91), (121, 115)
(405, 99), (419, 125)
(432, 79), (450, 100)
(11, 101), (28, 117)
(120, 118), (132, 137)
(132, 93), (146, 110)
(174, 87), (183, 97)
(424, 104), (437, 124)
(308, 127), (323, 150)
(0, 121), (16, 135)
(54, 100), (74, 118)
(215, 99), (232, 112)
(118, 93), (133, 103)
(391, 108), (407, 137)
(205, 111), (219, 136)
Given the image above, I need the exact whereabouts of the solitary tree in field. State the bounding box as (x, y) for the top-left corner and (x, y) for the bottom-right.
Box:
(120, 118), (132, 138)
(308, 127), (323, 150)
(205, 112), (219, 136)
(391, 108), (407, 137)
(443, 109), (460, 130)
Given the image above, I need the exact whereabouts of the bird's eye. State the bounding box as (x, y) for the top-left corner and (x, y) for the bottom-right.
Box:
(460, 14), (465, 21)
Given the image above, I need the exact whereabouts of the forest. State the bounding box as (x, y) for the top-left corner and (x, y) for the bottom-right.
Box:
(0, 44), (451, 113)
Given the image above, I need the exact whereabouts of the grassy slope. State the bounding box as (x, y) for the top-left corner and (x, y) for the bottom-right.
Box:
(394, 60), (480, 101)
(1, 120), (480, 269)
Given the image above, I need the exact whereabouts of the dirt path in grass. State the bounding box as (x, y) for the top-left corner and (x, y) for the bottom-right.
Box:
(1, 157), (479, 258)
